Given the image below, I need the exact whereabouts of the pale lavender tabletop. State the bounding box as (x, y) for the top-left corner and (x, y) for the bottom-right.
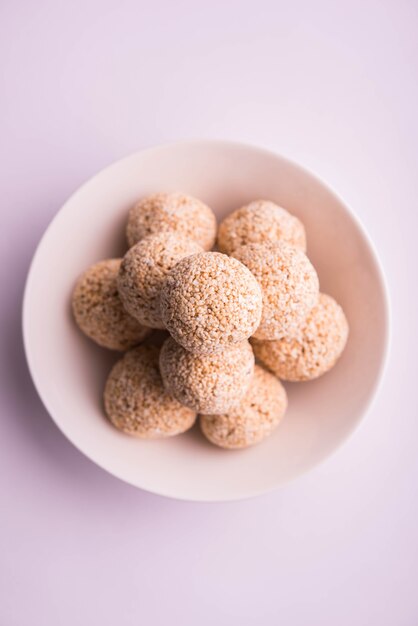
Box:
(1, 1), (417, 624)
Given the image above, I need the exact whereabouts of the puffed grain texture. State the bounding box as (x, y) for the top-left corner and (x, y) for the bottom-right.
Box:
(252, 293), (349, 381)
(218, 200), (306, 254)
(126, 192), (217, 251)
(117, 233), (203, 329)
(200, 365), (288, 449)
(159, 337), (255, 414)
(72, 259), (150, 351)
(233, 242), (319, 340)
(160, 252), (263, 354)
(104, 345), (196, 437)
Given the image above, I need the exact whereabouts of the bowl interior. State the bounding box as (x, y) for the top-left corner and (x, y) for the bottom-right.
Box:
(23, 141), (388, 501)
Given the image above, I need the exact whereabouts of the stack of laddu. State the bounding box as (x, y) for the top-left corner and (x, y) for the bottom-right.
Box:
(72, 192), (349, 450)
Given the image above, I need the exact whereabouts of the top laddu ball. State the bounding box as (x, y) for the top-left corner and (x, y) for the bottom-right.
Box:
(160, 252), (263, 355)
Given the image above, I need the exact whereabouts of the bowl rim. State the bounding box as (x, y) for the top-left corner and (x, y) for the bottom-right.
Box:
(22, 139), (391, 502)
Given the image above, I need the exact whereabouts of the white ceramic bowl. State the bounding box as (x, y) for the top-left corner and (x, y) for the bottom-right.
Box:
(23, 141), (389, 501)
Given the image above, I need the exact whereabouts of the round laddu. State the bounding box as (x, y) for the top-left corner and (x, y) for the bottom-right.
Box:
(126, 192), (217, 251)
(104, 345), (196, 437)
(72, 259), (150, 351)
(159, 337), (255, 414)
(160, 252), (263, 355)
(117, 233), (203, 329)
(252, 293), (349, 381)
(200, 365), (288, 449)
(218, 199), (306, 254)
(233, 242), (319, 341)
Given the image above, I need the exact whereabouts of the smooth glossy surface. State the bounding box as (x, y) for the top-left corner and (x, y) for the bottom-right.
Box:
(23, 141), (389, 501)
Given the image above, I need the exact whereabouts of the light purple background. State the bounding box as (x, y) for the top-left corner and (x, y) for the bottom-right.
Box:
(1, 1), (417, 624)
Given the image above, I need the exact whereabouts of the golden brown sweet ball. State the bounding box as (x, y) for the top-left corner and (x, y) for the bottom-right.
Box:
(126, 192), (217, 251)
(159, 337), (255, 414)
(233, 242), (319, 341)
(252, 293), (349, 381)
(200, 365), (288, 449)
(72, 259), (150, 351)
(104, 345), (196, 438)
(160, 252), (263, 355)
(218, 199), (306, 254)
(117, 233), (202, 329)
